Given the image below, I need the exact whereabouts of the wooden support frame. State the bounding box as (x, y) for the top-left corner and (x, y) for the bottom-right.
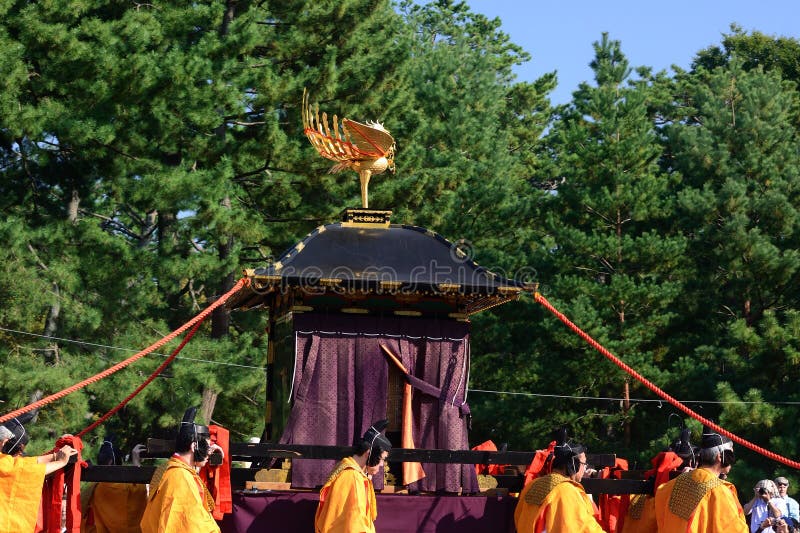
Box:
(83, 441), (650, 495)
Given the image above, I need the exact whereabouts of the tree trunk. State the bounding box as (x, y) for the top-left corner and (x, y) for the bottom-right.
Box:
(210, 1), (237, 340)
(200, 388), (218, 425)
(43, 282), (60, 364)
(67, 189), (79, 224)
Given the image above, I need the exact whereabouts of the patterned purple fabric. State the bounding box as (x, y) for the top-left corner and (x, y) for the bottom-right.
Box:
(218, 491), (517, 533)
(279, 313), (477, 493)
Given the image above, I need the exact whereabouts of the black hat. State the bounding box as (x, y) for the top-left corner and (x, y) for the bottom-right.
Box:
(178, 407), (209, 437)
(1, 410), (36, 455)
(361, 419), (391, 468)
(551, 427), (586, 466)
(362, 419), (392, 452)
(670, 428), (697, 458)
(700, 425), (732, 450)
(362, 419), (392, 453)
(97, 436), (123, 466)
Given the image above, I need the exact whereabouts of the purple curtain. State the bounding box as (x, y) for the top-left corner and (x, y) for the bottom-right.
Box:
(279, 313), (477, 493)
(219, 491), (517, 533)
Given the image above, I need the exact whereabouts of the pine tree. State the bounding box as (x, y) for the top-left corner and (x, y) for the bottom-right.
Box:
(0, 0), (410, 450)
(477, 34), (689, 456)
(664, 59), (800, 473)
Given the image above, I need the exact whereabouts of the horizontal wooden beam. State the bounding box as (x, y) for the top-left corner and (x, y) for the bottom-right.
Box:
(146, 440), (617, 468)
(492, 474), (651, 495)
(81, 465), (154, 483)
(80, 465), (650, 495)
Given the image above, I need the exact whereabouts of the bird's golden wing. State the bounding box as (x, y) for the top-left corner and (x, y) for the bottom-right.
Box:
(302, 89), (374, 167)
(341, 119), (395, 158)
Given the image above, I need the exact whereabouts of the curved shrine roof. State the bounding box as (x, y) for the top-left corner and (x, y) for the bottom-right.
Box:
(227, 222), (530, 316)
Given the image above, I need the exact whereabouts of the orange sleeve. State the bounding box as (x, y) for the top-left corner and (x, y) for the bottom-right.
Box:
(140, 467), (220, 533)
(315, 469), (374, 533)
(91, 483), (147, 533)
(541, 483), (606, 533)
(688, 487), (748, 533)
(0, 454), (47, 532)
(514, 482), (541, 533)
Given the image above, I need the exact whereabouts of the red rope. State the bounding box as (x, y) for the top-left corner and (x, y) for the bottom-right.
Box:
(76, 319), (204, 438)
(0, 278), (249, 425)
(534, 292), (800, 470)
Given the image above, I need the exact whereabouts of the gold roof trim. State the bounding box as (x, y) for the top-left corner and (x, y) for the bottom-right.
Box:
(341, 208), (392, 228)
(394, 310), (422, 317)
(497, 286), (523, 295)
(253, 274), (283, 283)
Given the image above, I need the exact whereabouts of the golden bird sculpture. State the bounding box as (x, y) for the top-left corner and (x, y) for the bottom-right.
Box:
(302, 89), (395, 208)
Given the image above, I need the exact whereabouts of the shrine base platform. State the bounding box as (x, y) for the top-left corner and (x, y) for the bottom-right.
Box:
(219, 490), (517, 532)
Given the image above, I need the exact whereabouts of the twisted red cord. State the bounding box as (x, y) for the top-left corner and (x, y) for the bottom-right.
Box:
(76, 319), (204, 438)
(0, 278), (249, 425)
(534, 292), (800, 470)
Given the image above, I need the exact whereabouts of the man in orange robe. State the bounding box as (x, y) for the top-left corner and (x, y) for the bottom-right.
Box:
(81, 441), (147, 533)
(654, 426), (748, 533)
(621, 427), (697, 533)
(315, 420), (392, 533)
(0, 417), (78, 533)
(140, 407), (223, 533)
(514, 428), (605, 533)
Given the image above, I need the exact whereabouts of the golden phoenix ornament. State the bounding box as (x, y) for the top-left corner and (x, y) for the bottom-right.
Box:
(302, 89), (395, 208)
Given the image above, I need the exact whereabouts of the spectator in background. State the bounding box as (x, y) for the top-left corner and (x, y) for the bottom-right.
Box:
(744, 479), (787, 533)
(81, 439), (148, 532)
(775, 477), (800, 522)
(755, 516), (797, 533)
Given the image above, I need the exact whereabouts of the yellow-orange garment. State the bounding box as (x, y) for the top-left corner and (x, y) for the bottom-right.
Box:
(620, 493), (657, 533)
(654, 467), (748, 533)
(0, 452), (47, 533)
(140, 457), (219, 533)
(315, 456), (377, 533)
(514, 472), (605, 533)
(81, 482), (147, 533)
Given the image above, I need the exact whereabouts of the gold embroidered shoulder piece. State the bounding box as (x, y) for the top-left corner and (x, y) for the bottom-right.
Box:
(628, 493), (648, 520)
(147, 459), (215, 512)
(668, 472), (724, 520)
(323, 459), (362, 487)
(147, 461), (171, 500)
(524, 473), (570, 506)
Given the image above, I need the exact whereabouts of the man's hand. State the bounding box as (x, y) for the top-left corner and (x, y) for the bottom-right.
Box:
(55, 445), (77, 463)
(130, 443), (146, 467)
(209, 443), (224, 460)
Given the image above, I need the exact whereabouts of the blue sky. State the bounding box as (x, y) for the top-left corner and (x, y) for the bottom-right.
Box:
(464, 0), (800, 104)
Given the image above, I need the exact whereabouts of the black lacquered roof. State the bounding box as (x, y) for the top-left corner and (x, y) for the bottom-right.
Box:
(227, 222), (530, 314)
